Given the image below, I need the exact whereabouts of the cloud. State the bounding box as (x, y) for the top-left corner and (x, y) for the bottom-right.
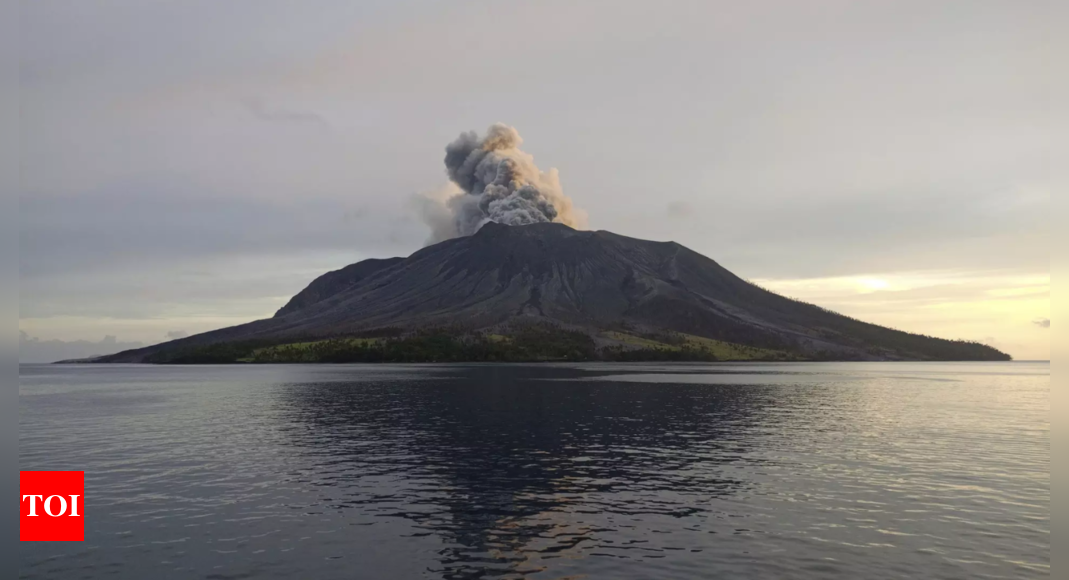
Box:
(19, 182), (425, 329)
(241, 96), (326, 125)
(666, 201), (693, 219)
(19, 183), (418, 279)
(412, 184), (464, 246)
(751, 271), (1050, 360)
(19, 331), (143, 363)
(1033, 318), (1050, 328)
(166, 330), (189, 339)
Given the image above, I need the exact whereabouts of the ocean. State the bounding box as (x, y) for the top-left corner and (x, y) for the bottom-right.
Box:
(19, 362), (1049, 579)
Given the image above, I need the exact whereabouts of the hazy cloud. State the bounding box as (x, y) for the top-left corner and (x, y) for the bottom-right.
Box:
(666, 201), (692, 219)
(1033, 318), (1050, 328)
(241, 97), (326, 125)
(19, 183), (418, 281)
(19, 330), (143, 363)
(166, 330), (190, 340)
(754, 271), (1050, 360)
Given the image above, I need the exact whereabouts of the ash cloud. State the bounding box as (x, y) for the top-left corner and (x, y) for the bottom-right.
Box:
(420, 124), (586, 243)
(1033, 318), (1050, 328)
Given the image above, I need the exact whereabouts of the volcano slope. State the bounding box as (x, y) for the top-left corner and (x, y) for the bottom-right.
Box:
(99, 222), (1008, 363)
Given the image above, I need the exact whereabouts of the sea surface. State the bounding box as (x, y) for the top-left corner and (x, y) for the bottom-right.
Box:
(19, 362), (1049, 579)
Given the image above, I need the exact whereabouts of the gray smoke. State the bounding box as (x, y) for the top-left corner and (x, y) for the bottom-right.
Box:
(419, 124), (585, 243)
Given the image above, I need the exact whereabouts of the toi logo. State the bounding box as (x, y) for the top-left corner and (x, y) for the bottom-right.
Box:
(20, 471), (85, 541)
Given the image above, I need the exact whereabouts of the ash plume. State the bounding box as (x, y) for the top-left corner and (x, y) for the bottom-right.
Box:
(418, 124), (586, 243)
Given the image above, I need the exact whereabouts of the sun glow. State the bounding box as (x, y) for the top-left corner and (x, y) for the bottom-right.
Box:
(751, 270), (1050, 361)
(858, 278), (890, 292)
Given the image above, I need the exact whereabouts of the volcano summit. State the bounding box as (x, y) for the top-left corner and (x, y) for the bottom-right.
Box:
(99, 222), (1007, 363)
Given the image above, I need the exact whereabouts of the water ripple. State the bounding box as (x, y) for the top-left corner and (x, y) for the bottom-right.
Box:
(20, 362), (1049, 579)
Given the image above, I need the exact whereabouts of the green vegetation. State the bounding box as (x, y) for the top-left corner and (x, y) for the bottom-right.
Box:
(148, 324), (598, 364)
(145, 325), (804, 365)
(246, 338), (382, 363)
(600, 331), (798, 362)
(602, 331), (670, 350)
(145, 339), (278, 364)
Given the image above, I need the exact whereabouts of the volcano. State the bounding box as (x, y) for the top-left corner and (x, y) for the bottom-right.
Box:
(99, 222), (1008, 362)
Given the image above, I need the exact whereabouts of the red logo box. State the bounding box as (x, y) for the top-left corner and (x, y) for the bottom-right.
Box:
(20, 471), (84, 541)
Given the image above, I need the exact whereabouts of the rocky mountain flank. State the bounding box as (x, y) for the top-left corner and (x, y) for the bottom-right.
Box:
(100, 222), (1008, 362)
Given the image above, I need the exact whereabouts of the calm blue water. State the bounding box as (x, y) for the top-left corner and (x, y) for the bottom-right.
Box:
(19, 362), (1049, 579)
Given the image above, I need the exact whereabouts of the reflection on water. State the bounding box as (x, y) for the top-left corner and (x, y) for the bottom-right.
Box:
(278, 366), (767, 577)
(20, 362), (1049, 579)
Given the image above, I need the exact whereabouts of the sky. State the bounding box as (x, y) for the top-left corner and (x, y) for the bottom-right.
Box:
(18, 0), (1059, 362)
